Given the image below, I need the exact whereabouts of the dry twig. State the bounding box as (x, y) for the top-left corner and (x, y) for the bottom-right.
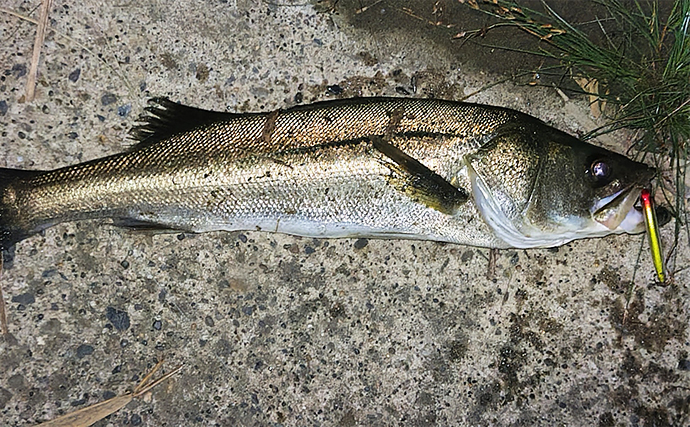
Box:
(25, 0), (53, 101)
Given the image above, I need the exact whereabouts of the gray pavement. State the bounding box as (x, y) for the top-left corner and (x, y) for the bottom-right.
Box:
(1, 0), (688, 425)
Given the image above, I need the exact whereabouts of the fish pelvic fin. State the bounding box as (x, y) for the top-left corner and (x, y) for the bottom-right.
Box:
(0, 168), (44, 252)
(129, 98), (252, 149)
(372, 136), (468, 215)
(111, 217), (193, 234)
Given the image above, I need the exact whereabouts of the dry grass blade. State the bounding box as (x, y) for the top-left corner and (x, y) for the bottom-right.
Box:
(574, 77), (606, 118)
(36, 361), (183, 427)
(25, 0), (52, 102)
(35, 395), (136, 427)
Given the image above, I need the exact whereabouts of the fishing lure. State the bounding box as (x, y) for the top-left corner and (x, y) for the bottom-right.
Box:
(640, 188), (665, 282)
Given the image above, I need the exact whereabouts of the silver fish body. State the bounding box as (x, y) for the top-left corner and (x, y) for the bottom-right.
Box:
(0, 97), (656, 250)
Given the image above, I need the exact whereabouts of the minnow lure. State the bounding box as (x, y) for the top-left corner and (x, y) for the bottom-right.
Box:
(640, 188), (665, 282)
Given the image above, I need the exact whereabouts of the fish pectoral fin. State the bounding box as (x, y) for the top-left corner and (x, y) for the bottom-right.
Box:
(371, 136), (468, 215)
(112, 217), (192, 234)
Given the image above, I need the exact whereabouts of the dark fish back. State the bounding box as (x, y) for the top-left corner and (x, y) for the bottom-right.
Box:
(131, 97), (520, 160)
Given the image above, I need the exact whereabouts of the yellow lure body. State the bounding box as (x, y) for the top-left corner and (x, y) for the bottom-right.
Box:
(640, 189), (665, 282)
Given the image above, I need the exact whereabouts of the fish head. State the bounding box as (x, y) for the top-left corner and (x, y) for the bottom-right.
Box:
(468, 122), (655, 248)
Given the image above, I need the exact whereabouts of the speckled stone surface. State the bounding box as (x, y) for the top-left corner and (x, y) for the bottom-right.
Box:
(1, 1), (689, 426)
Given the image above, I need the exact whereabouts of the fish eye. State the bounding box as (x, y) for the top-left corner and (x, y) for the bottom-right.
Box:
(590, 159), (611, 181)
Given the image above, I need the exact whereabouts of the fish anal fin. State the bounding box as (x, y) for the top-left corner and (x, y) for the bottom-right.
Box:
(129, 98), (251, 149)
(372, 136), (468, 215)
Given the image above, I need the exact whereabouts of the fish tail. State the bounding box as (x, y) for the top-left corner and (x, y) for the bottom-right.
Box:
(0, 168), (43, 251)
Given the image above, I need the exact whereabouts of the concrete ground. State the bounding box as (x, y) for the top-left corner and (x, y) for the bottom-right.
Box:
(1, 0), (689, 425)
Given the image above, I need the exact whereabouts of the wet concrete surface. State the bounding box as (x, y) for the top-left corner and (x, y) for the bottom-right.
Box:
(1, 0), (689, 425)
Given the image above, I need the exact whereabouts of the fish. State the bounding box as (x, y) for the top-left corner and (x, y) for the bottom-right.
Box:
(0, 97), (666, 252)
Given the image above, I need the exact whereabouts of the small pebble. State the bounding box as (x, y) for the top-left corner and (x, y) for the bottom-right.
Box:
(327, 84), (343, 95)
(11, 64), (27, 78)
(76, 344), (94, 359)
(101, 93), (117, 106)
(354, 238), (368, 249)
(71, 396), (87, 407)
(68, 68), (80, 82)
(106, 306), (131, 331)
(118, 104), (132, 117)
(679, 358), (690, 371)
(131, 413), (142, 426)
(204, 316), (214, 327)
(11, 293), (35, 305)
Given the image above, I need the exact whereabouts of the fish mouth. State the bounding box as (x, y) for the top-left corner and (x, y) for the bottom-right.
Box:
(591, 185), (643, 231)
(591, 184), (673, 233)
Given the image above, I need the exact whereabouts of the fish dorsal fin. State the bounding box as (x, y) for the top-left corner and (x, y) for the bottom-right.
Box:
(129, 98), (247, 149)
(372, 136), (468, 215)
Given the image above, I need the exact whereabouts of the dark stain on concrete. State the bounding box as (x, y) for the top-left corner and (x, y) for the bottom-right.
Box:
(604, 348), (687, 425)
(159, 52), (178, 70)
(608, 289), (686, 352)
(324, 0), (552, 75)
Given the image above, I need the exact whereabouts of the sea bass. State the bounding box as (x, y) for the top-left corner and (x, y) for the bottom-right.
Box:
(0, 97), (660, 251)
